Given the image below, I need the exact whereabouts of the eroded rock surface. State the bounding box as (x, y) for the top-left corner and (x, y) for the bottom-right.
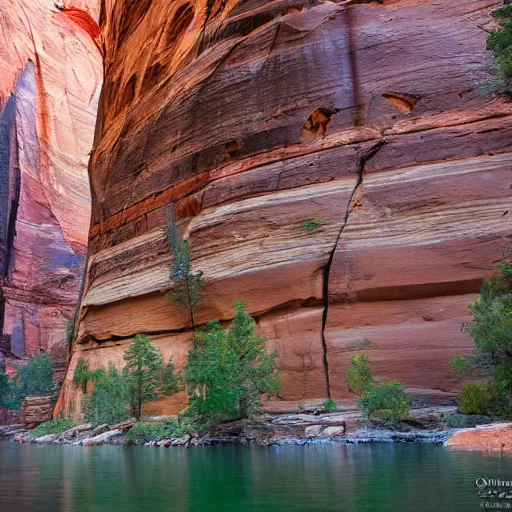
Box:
(61, 0), (512, 416)
(0, 0), (101, 375)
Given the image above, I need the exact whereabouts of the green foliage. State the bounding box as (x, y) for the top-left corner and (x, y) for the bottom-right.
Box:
(0, 363), (11, 409)
(323, 398), (337, 412)
(443, 413), (494, 428)
(453, 262), (512, 417)
(28, 417), (77, 438)
(301, 218), (327, 232)
(487, 6), (512, 96)
(73, 358), (90, 392)
(124, 334), (164, 420)
(450, 356), (472, 375)
(185, 301), (279, 424)
(6, 353), (56, 410)
(357, 381), (412, 422)
(125, 414), (198, 444)
(167, 216), (205, 330)
(83, 363), (130, 426)
(161, 358), (183, 396)
(458, 383), (489, 415)
(345, 353), (373, 396)
(465, 263), (512, 370)
(124, 422), (168, 443)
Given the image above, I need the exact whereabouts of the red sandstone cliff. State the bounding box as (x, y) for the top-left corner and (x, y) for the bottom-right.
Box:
(0, 0), (101, 375)
(60, 0), (512, 416)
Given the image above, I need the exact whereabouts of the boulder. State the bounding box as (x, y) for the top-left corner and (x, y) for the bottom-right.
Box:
(82, 429), (122, 446)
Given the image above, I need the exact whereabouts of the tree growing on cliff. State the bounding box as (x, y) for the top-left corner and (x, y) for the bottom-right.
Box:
(167, 216), (204, 331)
(124, 334), (164, 420)
(451, 261), (512, 418)
(185, 301), (279, 424)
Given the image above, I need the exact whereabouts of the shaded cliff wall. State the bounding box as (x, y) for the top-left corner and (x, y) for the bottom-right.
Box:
(0, 0), (101, 376)
(61, 0), (512, 415)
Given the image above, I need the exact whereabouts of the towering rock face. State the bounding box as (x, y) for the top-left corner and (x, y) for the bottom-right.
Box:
(0, 0), (101, 372)
(61, 0), (512, 415)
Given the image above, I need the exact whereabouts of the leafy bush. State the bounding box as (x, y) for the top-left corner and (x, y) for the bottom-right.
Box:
(458, 383), (489, 415)
(323, 398), (337, 412)
(124, 334), (164, 420)
(358, 381), (412, 421)
(0, 363), (11, 408)
(452, 261), (512, 418)
(345, 354), (373, 396)
(29, 417), (77, 438)
(302, 218), (326, 232)
(186, 301), (279, 424)
(6, 353), (56, 410)
(125, 414), (198, 444)
(73, 358), (90, 392)
(83, 363), (130, 426)
(487, 6), (512, 96)
(443, 413), (493, 428)
(450, 356), (472, 375)
(125, 422), (168, 444)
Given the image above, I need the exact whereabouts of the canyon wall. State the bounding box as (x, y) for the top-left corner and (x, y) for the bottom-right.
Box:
(60, 0), (512, 415)
(0, 0), (101, 377)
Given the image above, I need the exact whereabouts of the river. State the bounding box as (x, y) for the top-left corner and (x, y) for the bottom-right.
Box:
(0, 441), (510, 511)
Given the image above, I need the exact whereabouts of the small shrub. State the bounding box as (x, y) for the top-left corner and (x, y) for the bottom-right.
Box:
(358, 381), (412, 422)
(458, 383), (489, 415)
(323, 398), (337, 412)
(487, 6), (512, 96)
(443, 413), (493, 428)
(165, 413), (198, 437)
(451, 356), (472, 375)
(0, 363), (11, 409)
(125, 422), (168, 444)
(29, 417), (77, 438)
(73, 358), (90, 392)
(302, 218), (326, 232)
(345, 354), (373, 396)
(83, 363), (130, 426)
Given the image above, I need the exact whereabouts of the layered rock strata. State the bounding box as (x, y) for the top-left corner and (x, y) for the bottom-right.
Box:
(60, 0), (512, 416)
(0, 0), (101, 373)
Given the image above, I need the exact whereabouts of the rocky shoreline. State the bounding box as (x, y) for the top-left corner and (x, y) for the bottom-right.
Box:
(2, 406), (503, 450)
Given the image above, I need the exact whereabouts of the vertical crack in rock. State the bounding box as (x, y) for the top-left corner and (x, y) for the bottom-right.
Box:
(320, 139), (387, 398)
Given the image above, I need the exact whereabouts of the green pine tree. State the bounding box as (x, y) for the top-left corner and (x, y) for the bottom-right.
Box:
(167, 216), (204, 330)
(186, 301), (280, 423)
(124, 334), (164, 420)
(161, 358), (183, 396)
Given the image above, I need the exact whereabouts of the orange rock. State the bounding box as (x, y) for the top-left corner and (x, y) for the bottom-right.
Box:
(445, 425), (512, 454)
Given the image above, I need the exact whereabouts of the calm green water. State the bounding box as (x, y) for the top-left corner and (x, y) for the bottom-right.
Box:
(0, 441), (510, 512)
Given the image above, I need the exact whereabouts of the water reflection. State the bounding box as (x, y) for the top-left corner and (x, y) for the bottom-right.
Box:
(0, 442), (510, 512)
